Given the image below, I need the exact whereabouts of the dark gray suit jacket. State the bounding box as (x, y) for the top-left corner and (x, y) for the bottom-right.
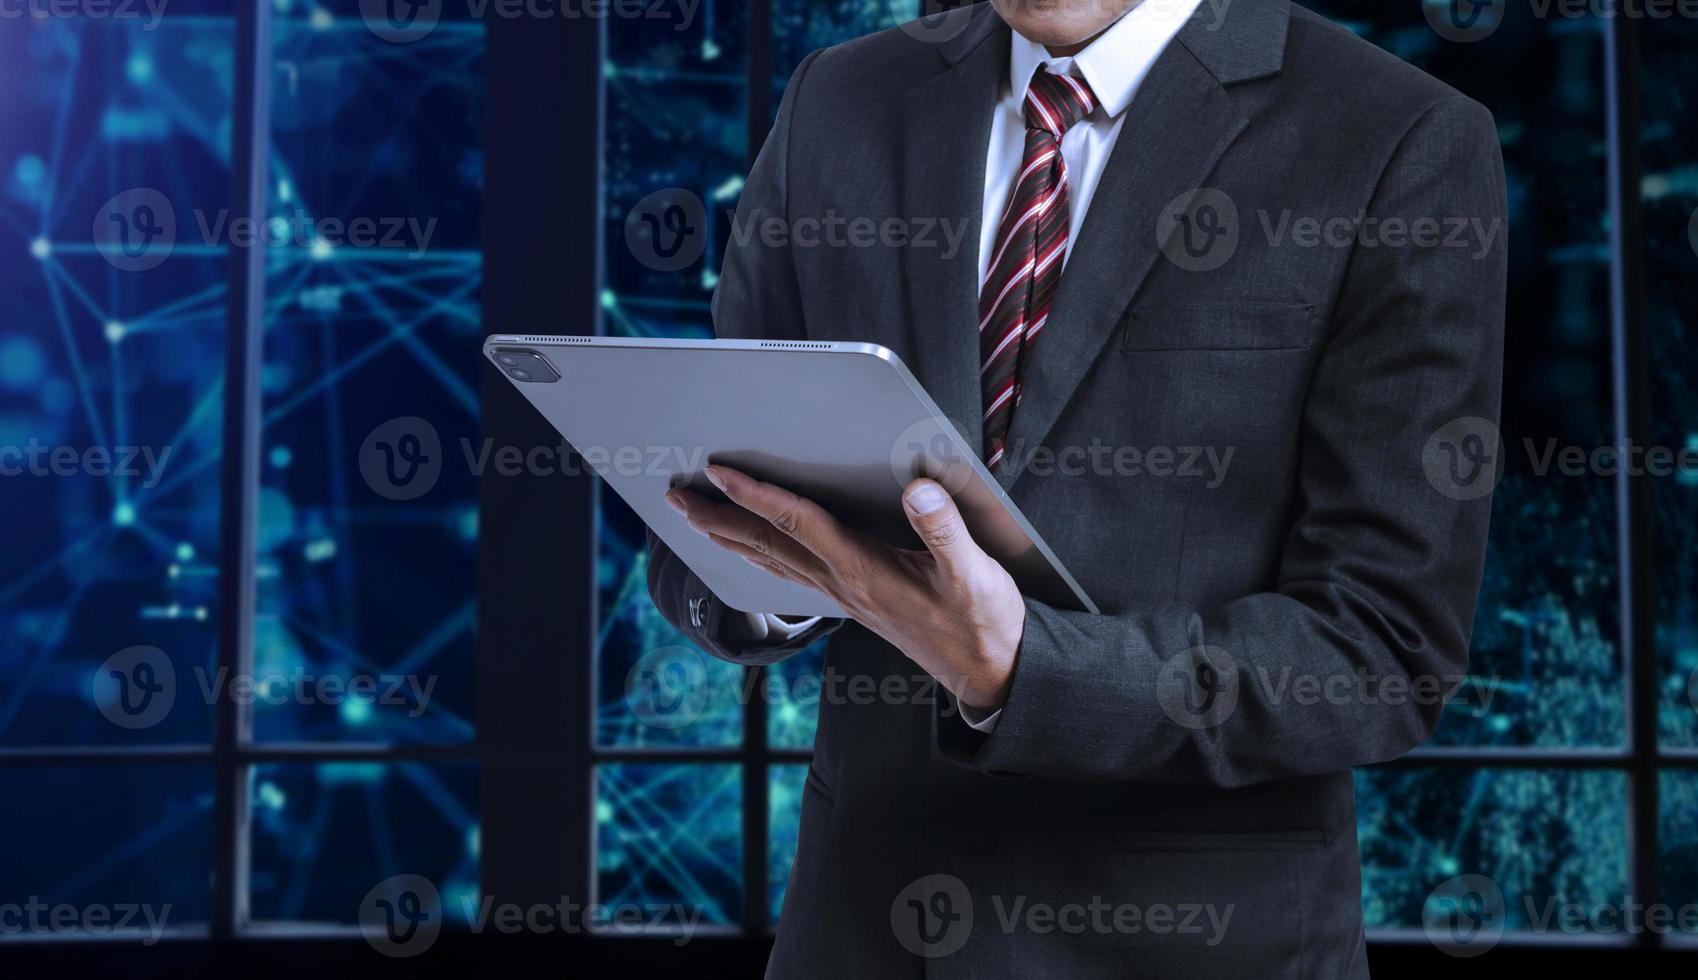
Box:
(647, 1), (1506, 976)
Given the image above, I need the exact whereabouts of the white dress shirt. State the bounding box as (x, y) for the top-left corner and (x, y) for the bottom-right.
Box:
(748, 0), (1203, 729)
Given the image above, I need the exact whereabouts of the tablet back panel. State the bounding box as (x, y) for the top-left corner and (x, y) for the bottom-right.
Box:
(484, 336), (1096, 619)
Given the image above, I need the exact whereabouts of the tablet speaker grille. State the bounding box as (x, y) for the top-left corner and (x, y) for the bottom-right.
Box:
(505, 335), (591, 344)
(758, 341), (834, 350)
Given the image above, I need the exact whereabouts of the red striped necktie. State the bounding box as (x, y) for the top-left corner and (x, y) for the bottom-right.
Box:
(979, 69), (1097, 469)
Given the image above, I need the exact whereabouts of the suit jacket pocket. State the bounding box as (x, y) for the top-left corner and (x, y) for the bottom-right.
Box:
(1121, 302), (1317, 352)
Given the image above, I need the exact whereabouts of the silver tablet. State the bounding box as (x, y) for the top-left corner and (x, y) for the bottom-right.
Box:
(484, 334), (1097, 619)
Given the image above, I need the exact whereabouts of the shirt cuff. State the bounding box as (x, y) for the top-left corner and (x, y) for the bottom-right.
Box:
(738, 612), (823, 642)
(957, 699), (1002, 733)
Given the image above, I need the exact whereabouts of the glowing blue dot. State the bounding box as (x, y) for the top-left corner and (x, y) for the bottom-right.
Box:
(309, 8), (333, 29)
(1437, 856), (1458, 875)
(127, 53), (154, 84)
(309, 238), (333, 261)
(340, 698), (372, 726)
(112, 502), (136, 526)
(1490, 714), (1511, 733)
(466, 826), (480, 858)
(104, 320), (126, 343)
(595, 800), (614, 824)
(266, 216), (289, 239)
(30, 237), (50, 259)
(13, 155), (44, 187)
(269, 445), (292, 468)
(257, 781), (287, 810)
(176, 542), (195, 562)
(599, 289), (617, 309)
(276, 178), (292, 203)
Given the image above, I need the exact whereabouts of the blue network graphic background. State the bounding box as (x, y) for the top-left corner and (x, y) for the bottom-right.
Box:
(0, 0), (1693, 940)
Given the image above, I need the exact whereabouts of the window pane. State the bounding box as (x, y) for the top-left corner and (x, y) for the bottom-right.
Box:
(595, 762), (741, 929)
(771, 0), (909, 104)
(1640, 12), (1698, 748)
(0, 16), (230, 746)
(768, 762), (807, 923)
(766, 642), (825, 749)
(1303, 3), (1621, 748)
(252, 2), (483, 745)
(596, 0), (751, 749)
(0, 765), (213, 936)
(248, 761), (477, 925)
(1662, 771), (1698, 917)
(1357, 767), (1628, 941)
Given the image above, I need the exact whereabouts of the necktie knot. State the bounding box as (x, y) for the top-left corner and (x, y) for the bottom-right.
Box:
(1024, 70), (1096, 138)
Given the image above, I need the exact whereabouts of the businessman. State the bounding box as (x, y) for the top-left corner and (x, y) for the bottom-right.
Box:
(649, 0), (1506, 975)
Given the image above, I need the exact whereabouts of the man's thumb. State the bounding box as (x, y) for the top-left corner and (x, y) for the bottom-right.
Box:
(902, 479), (977, 571)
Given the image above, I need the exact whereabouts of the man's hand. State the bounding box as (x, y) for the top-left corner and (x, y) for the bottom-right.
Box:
(664, 465), (1026, 714)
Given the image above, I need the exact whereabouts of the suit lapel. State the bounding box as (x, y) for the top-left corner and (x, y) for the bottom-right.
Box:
(902, 19), (1009, 461)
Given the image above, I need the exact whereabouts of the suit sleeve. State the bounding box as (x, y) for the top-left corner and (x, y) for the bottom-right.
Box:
(946, 96), (1508, 786)
(645, 49), (845, 666)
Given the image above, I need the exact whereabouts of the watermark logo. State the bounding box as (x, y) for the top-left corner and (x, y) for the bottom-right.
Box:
(92, 645), (176, 730)
(1157, 187), (1239, 272)
(360, 416), (443, 501)
(360, 874), (443, 957)
(625, 187), (707, 272)
(1423, 416), (1504, 501)
(890, 416), (977, 496)
(1423, 0), (1506, 42)
(1423, 874), (1506, 957)
(92, 188), (175, 272)
(0, 898), (172, 944)
(359, 0), (442, 42)
(1156, 645), (1241, 730)
(891, 874), (974, 958)
(625, 645), (711, 730)
(894, 0), (976, 43)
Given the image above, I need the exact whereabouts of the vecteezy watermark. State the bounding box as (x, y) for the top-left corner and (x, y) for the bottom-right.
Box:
(1158, 187), (1240, 273)
(357, 415), (723, 500)
(624, 187), (708, 273)
(1425, 417), (1698, 500)
(359, 417), (444, 502)
(1423, 874), (1507, 956)
(625, 645), (712, 730)
(90, 188), (436, 271)
(0, 898), (173, 945)
(1154, 645), (1500, 731)
(0, 439), (172, 489)
(624, 648), (975, 732)
(891, 874), (975, 958)
(1425, 0), (1698, 43)
(360, 875), (442, 958)
(725, 208), (972, 261)
(890, 874), (1235, 959)
(359, 0), (699, 43)
(0, 0), (167, 31)
(1424, 874), (1698, 956)
(1158, 188), (1504, 273)
(1423, 416), (1505, 501)
(359, 874), (703, 957)
(93, 647), (437, 730)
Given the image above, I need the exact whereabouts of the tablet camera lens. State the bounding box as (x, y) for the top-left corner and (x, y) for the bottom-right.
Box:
(493, 347), (560, 383)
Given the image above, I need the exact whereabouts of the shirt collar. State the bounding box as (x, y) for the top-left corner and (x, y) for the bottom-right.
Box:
(1007, 0), (1205, 120)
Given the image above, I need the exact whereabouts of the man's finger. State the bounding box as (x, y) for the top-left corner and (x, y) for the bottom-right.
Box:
(704, 465), (848, 561)
(707, 532), (823, 591)
(669, 488), (827, 576)
(901, 478), (985, 577)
